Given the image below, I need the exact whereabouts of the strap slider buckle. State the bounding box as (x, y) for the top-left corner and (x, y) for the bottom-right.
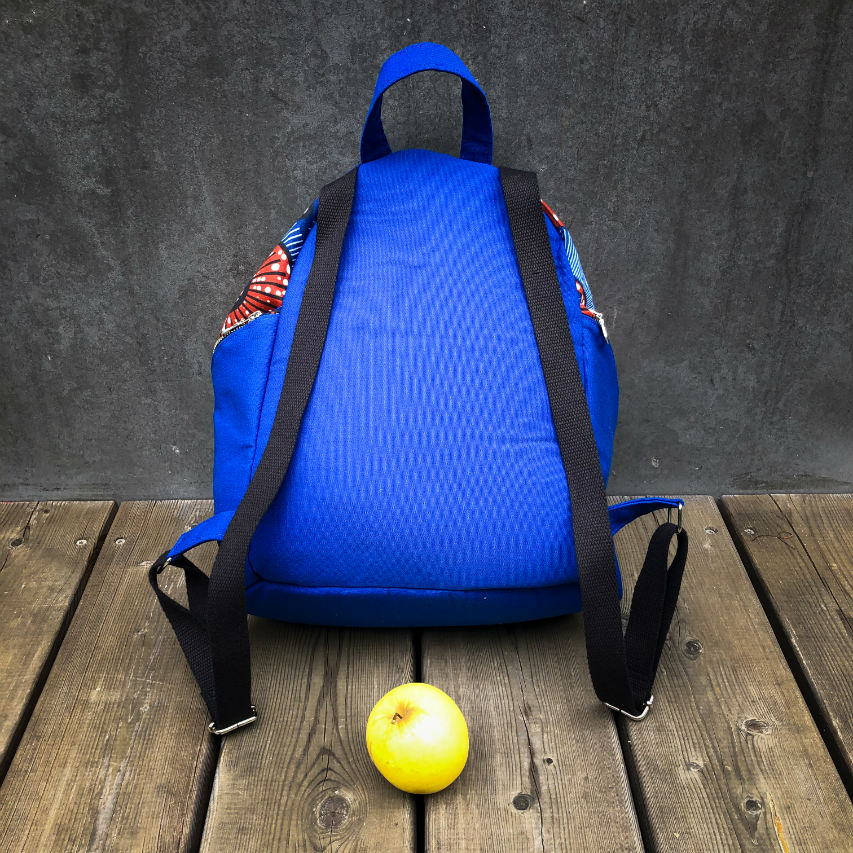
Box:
(209, 706), (258, 736)
(667, 501), (684, 533)
(605, 694), (653, 721)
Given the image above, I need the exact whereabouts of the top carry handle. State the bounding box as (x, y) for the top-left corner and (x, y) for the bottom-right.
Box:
(360, 42), (493, 165)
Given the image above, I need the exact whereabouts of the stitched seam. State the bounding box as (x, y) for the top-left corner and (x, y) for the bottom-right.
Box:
(248, 578), (582, 594)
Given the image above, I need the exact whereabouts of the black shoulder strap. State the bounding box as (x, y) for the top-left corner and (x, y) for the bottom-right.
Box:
(498, 167), (688, 719)
(149, 166), (359, 733)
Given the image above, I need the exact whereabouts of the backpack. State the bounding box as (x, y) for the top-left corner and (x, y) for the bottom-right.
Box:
(150, 42), (688, 735)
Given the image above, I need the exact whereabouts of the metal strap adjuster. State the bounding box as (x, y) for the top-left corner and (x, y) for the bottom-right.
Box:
(605, 694), (654, 721)
(209, 706), (258, 735)
(667, 501), (684, 533)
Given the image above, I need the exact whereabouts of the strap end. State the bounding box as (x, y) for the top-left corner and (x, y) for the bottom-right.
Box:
(209, 706), (258, 736)
(605, 694), (654, 721)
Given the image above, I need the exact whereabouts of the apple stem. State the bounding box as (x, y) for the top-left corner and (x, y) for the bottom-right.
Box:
(391, 712), (403, 723)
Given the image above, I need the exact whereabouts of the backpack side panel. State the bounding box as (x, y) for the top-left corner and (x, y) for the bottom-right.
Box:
(211, 313), (279, 512)
(211, 209), (318, 513)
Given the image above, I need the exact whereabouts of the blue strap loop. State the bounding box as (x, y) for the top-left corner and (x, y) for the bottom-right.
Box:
(608, 497), (684, 536)
(360, 42), (493, 165)
(166, 509), (235, 560)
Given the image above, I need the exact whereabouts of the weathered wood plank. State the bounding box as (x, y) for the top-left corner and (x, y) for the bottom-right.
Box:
(0, 500), (218, 853)
(0, 500), (115, 780)
(422, 619), (643, 852)
(201, 624), (416, 852)
(617, 495), (853, 851)
(721, 493), (853, 789)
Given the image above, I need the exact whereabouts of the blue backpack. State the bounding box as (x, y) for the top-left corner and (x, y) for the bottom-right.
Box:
(151, 42), (688, 735)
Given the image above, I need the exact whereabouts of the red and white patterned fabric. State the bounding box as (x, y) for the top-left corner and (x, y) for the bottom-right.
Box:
(540, 199), (599, 321)
(220, 243), (292, 337)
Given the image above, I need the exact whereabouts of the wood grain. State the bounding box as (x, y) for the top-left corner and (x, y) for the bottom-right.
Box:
(422, 618), (643, 852)
(615, 495), (853, 851)
(0, 500), (218, 853)
(201, 623), (416, 852)
(721, 493), (853, 789)
(0, 500), (115, 780)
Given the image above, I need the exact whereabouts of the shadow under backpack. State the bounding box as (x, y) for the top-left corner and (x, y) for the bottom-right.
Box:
(151, 42), (689, 736)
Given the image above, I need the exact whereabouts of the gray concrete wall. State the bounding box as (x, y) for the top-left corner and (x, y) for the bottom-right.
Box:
(1, 0), (851, 499)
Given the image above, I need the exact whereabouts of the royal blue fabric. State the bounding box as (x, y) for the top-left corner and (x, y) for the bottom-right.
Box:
(607, 497), (683, 533)
(169, 499), (678, 626)
(170, 499), (676, 563)
(361, 42), (492, 165)
(244, 580), (583, 628)
(211, 313), (278, 511)
(207, 147), (623, 625)
(167, 509), (235, 560)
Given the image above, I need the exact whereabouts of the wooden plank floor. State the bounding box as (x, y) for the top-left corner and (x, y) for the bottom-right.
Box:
(0, 501), (218, 852)
(201, 623), (416, 851)
(0, 501), (114, 780)
(721, 495), (853, 791)
(0, 496), (851, 852)
(422, 620), (642, 851)
(615, 497), (853, 851)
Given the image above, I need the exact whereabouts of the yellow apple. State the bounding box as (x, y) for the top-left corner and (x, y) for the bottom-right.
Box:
(365, 682), (469, 794)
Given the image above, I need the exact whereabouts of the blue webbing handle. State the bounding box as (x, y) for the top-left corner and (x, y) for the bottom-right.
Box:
(360, 42), (493, 165)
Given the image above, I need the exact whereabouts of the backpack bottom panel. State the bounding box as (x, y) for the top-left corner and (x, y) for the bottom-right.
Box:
(244, 578), (584, 627)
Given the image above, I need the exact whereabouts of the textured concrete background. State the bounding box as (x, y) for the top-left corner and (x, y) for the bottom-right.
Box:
(1, 0), (851, 499)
